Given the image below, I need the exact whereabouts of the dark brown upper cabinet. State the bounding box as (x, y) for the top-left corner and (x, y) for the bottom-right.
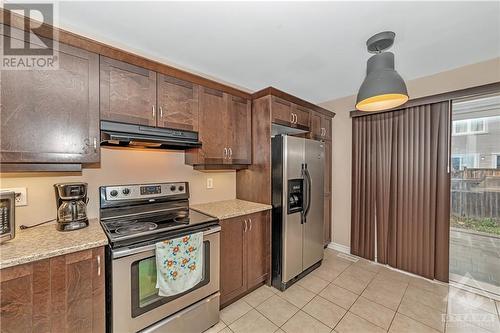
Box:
(0, 27), (100, 171)
(157, 74), (199, 131)
(271, 96), (310, 131)
(227, 95), (252, 165)
(310, 111), (332, 141)
(196, 87), (228, 164)
(100, 56), (157, 126)
(186, 87), (251, 169)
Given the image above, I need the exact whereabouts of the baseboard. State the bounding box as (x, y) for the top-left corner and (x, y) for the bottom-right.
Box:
(327, 242), (350, 254)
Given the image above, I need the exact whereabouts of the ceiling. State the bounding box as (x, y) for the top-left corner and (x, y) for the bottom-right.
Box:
(56, 1), (500, 103)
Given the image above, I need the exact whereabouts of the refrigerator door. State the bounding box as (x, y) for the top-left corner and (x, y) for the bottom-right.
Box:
(302, 139), (325, 270)
(282, 136), (305, 283)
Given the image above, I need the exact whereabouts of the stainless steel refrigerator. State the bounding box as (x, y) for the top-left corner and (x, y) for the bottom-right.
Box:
(271, 135), (325, 290)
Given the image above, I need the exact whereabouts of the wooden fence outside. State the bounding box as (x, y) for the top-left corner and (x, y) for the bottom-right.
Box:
(451, 168), (500, 221)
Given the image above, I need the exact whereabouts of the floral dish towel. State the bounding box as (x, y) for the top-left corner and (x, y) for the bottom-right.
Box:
(155, 232), (203, 296)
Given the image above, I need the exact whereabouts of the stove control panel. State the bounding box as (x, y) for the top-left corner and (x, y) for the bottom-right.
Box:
(104, 182), (188, 201)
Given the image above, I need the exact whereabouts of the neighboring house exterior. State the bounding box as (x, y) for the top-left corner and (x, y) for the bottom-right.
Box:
(451, 94), (500, 171)
(451, 115), (500, 170)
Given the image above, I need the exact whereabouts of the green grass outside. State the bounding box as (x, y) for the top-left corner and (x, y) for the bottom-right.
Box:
(451, 216), (500, 236)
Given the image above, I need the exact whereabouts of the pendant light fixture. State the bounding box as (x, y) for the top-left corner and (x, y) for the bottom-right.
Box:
(356, 31), (409, 112)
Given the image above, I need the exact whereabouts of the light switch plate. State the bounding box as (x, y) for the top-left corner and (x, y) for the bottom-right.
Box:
(2, 187), (27, 206)
(206, 178), (213, 189)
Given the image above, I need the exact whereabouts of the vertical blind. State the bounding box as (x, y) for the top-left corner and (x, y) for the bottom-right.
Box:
(351, 101), (450, 281)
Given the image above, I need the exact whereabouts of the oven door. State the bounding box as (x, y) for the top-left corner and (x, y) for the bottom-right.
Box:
(110, 225), (220, 333)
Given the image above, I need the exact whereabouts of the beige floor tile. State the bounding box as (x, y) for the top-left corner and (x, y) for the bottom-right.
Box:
(220, 299), (252, 325)
(302, 295), (346, 328)
(377, 267), (411, 283)
(349, 296), (395, 330)
(279, 284), (315, 308)
(332, 266), (375, 295)
(361, 278), (407, 310)
(297, 273), (330, 294)
(389, 313), (441, 333)
(319, 283), (358, 310)
(351, 258), (383, 273)
(218, 328), (233, 333)
(256, 295), (299, 327)
(324, 248), (339, 259)
(204, 320), (227, 333)
(408, 276), (449, 297)
(242, 285), (275, 307)
(229, 309), (278, 333)
(335, 312), (385, 333)
(311, 261), (348, 282)
(398, 295), (446, 332)
(281, 310), (332, 333)
(404, 285), (448, 312)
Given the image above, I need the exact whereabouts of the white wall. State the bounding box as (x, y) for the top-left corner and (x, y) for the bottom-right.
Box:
(0, 148), (236, 227)
(320, 57), (500, 248)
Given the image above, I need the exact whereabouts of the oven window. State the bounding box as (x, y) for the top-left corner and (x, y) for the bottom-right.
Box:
(131, 241), (211, 318)
(138, 258), (161, 307)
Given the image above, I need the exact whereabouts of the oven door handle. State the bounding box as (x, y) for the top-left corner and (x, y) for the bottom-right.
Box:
(112, 225), (221, 259)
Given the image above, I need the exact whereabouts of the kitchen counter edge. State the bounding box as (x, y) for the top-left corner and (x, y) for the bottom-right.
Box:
(191, 199), (272, 220)
(0, 218), (107, 269)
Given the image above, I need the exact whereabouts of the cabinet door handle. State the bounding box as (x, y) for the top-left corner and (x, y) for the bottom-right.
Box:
(223, 147), (228, 159)
(97, 255), (101, 276)
(228, 147), (232, 158)
(290, 113), (294, 124)
(293, 113), (298, 124)
(93, 137), (98, 152)
(249, 218), (252, 231)
(152, 105), (156, 118)
(159, 106), (163, 118)
(243, 219), (247, 232)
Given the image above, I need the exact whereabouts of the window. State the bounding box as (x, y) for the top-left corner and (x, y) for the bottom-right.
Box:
(452, 118), (487, 136)
(451, 154), (479, 171)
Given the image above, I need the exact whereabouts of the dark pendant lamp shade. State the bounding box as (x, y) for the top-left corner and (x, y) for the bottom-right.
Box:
(356, 32), (409, 112)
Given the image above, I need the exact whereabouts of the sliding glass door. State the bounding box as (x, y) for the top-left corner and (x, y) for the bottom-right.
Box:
(450, 93), (500, 295)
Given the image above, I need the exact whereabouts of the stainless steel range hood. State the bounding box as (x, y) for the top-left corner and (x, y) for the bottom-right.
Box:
(100, 121), (202, 150)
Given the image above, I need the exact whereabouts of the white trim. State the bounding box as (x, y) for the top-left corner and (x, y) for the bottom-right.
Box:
(492, 153), (500, 169)
(327, 242), (350, 254)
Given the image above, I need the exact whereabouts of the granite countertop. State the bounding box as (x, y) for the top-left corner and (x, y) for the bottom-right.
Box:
(0, 218), (107, 269)
(191, 199), (272, 220)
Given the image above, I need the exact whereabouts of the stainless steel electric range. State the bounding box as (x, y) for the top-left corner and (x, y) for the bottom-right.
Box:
(99, 182), (220, 333)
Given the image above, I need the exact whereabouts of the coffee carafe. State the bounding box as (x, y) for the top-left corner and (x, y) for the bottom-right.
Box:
(54, 182), (89, 231)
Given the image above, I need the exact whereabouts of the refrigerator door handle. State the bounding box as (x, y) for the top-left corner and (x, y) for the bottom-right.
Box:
(301, 164), (307, 224)
(304, 166), (312, 219)
(301, 163), (312, 223)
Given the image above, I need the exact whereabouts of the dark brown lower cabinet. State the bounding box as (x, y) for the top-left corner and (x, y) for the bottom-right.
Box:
(0, 247), (105, 333)
(220, 210), (270, 307)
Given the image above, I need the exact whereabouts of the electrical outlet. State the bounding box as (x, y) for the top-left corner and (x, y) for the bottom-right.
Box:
(206, 178), (213, 189)
(2, 187), (27, 206)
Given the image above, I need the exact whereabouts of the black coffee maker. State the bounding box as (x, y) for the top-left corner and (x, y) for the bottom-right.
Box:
(54, 182), (89, 231)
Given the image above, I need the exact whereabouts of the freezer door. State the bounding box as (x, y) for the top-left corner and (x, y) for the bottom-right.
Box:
(302, 139), (325, 270)
(282, 136), (305, 283)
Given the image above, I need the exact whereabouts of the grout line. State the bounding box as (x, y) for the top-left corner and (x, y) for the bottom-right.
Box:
(277, 259), (358, 332)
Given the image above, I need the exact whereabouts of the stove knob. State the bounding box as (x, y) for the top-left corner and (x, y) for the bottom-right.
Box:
(110, 190), (118, 197)
(178, 185), (184, 192)
(122, 188), (130, 195)
(170, 185), (176, 191)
